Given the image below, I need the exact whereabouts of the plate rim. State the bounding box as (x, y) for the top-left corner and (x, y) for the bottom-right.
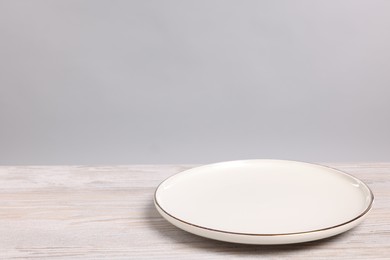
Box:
(154, 159), (374, 237)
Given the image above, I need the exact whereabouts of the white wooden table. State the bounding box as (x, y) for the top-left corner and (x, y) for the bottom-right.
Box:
(0, 164), (389, 259)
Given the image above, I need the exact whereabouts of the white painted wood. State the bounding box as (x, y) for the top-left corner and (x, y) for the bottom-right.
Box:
(0, 164), (389, 259)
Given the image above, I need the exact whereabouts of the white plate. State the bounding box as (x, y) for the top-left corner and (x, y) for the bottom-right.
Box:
(154, 160), (373, 244)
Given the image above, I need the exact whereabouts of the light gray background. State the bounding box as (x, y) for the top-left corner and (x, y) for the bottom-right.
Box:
(0, 0), (389, 164)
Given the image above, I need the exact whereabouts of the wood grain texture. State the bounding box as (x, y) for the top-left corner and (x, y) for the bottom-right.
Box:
(0, 164), (389, 259)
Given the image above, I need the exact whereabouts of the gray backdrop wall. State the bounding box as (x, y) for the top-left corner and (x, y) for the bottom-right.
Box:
(0, 0), (389, 164)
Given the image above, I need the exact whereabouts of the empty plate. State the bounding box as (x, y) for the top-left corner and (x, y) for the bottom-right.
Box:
(154, 160), (373, 244)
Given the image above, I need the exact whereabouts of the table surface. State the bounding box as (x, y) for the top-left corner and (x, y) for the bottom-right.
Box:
(0, 164), (389, 259)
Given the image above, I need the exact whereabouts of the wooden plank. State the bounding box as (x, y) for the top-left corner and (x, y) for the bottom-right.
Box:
(0, 164), (389, 259)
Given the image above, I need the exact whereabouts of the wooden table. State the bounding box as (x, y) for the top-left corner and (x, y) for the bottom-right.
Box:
(0, 164), (389, 259)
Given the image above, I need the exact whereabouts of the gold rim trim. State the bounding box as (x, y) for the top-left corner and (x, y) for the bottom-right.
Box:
(154, 160), (374, 237)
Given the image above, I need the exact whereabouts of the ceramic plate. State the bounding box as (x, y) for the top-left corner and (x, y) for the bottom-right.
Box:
(154, 160), (373, 244)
